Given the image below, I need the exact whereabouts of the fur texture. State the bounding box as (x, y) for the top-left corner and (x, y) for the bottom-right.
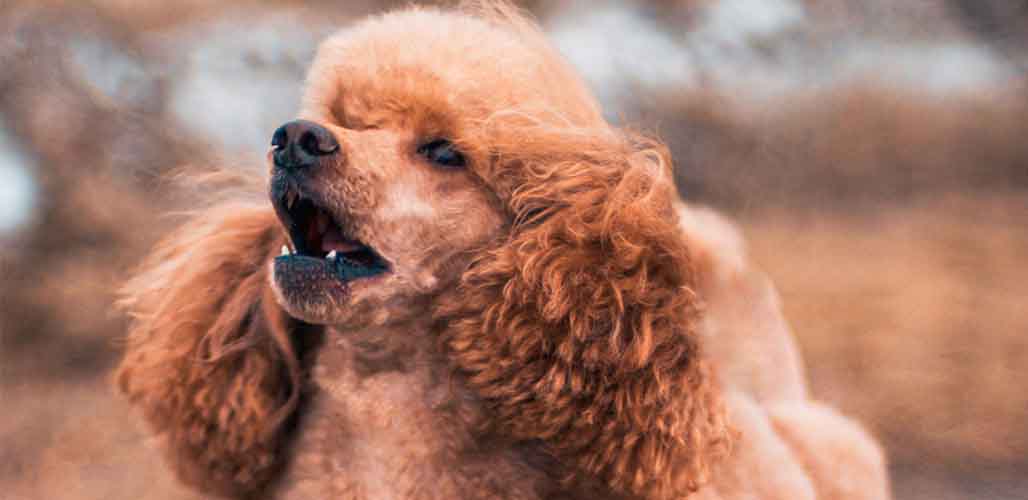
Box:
(116, 3), (889, 499)
(434, 139), (731, 498)
(116, 204), (299, 496)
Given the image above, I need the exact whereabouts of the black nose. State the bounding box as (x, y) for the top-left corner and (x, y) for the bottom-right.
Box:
(271, 120), (339, 170)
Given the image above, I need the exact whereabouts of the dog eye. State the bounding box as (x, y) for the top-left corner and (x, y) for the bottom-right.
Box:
(417, 139), (466, 168)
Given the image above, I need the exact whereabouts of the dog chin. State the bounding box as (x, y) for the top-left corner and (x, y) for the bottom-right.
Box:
(269, 256), (418, 327)
(269, 258), (344, 324)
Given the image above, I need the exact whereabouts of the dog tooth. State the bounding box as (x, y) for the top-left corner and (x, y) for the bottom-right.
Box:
(326, 250), (338, 260)
(280, 245), (289, 256)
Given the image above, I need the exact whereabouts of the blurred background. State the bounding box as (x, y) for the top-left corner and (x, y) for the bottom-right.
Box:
(0, 1), (1025, 499)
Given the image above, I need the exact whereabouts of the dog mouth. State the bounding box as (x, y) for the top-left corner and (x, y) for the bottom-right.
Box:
(272, 186), (390, 283)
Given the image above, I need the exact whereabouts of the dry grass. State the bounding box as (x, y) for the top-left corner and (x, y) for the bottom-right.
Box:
(743, 195), (1028, 466)
(637, 82), (1028, 210)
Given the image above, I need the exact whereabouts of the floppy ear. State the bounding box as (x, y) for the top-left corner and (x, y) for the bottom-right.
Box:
(115, 203), (302, 498)
(436, 139), (733, 499)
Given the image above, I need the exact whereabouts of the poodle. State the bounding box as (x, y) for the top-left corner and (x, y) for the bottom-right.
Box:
(116, 3), (890, 499)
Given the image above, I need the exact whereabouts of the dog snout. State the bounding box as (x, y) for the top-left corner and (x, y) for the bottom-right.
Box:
(271, 119), (340, 170)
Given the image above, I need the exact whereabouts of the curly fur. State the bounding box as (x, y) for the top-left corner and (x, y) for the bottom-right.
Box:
(116, 204), (297, 497)
(115, 3), (889, 499)
(435, 138), (731, 499)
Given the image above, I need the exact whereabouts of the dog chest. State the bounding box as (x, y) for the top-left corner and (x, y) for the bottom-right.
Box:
(271, 334), (553, 500)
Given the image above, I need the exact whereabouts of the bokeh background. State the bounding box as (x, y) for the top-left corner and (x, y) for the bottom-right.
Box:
(1, 1), (1026, 499)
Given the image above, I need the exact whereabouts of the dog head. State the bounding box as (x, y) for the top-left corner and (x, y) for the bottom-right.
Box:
(268, 5), (730, 498)
(268, 5), (610, 328)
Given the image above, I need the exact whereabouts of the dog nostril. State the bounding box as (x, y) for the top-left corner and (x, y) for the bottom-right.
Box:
(298, 128), (338, 156)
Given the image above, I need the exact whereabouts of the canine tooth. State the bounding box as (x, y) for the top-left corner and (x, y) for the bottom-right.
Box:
(280, 245), (289, 256)
(326, 250), (338, 260)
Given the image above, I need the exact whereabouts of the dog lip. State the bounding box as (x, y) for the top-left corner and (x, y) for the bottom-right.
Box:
(274, 243), (391, 290)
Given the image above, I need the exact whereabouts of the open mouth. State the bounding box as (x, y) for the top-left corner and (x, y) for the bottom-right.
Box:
(272, 187), (389, 282)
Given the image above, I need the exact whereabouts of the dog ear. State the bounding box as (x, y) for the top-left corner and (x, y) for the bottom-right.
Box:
(436, 138), (733, 499)
(115, 203), (301, 498)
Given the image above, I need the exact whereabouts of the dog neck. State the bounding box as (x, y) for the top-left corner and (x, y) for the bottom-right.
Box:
(324, 320), (435, 375)
(274, 319), (474, 497)
(273, 318), (595, 499)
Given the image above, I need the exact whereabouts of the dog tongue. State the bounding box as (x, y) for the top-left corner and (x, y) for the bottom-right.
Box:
(310, 208), (364, 253)
(322, 232), (362, 253)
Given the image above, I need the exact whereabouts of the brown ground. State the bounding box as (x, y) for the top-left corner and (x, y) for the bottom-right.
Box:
(747, 196), (1028, 465)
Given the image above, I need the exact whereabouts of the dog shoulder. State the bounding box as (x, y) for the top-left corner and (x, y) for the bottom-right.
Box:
(675, 201), (808, 402)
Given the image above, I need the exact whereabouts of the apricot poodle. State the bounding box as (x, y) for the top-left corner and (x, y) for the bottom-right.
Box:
(116, 2), (890, 499)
